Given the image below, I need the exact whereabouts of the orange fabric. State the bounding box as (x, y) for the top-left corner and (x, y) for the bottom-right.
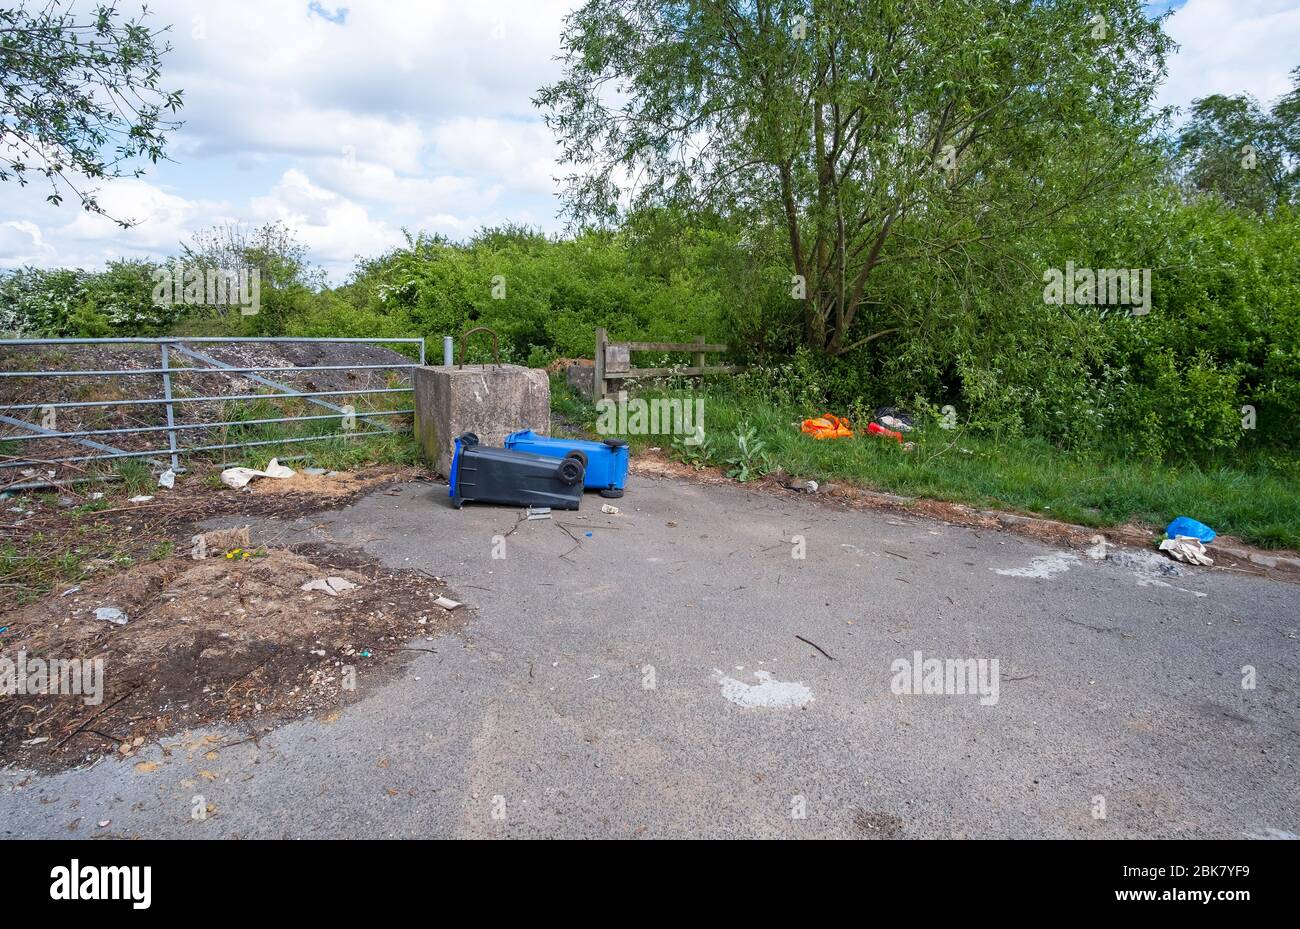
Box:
(801, 413), (853, 439)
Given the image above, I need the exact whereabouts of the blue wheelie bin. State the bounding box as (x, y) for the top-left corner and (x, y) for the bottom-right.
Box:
(503, 430), (629, 499)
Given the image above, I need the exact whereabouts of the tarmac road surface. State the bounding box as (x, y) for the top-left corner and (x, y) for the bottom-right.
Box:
(3, 473), (1297, 838)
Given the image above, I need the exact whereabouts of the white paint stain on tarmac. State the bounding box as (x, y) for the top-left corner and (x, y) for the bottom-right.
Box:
(713, 669), (813, 709)
(1244, 828), (1298, 840)
(994, 552), (1081, 579)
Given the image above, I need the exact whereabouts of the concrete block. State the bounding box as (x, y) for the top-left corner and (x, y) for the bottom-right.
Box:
(414, 364), (550, 477)
(566, 364), (595, 399)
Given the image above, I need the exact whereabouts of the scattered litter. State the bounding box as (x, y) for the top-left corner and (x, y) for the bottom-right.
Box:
(158, 469), (175, 489)
(801, 413), (853, 439)
(90, 492), (104, 500)
(0, 627), (7, 636)
(1085, 534), (1110, 560)
(22, 736), (49, 746)
(866, 421), (905, 444)
(433, 595), (463, 611)
(128, 495), (154, 503)
(97, 820), (110, 829)
(60, 586), (81, 597)
(93, 607), (128, 625)
(601, 503), (621, 515)
(300, 577), (359, 596)
(525, 506), (552, 521)
(195, 526), (252, 558)
(1166, 516), (1216, 544)
(358, 649), (372, 658)
(303, 467), (328, 476)
(1159, 535), (1214, 566)
(875, 406), (915, 432)
(585, 531), (593, 537)
(714, 669), (813, 709)
(220, 458), (295, 490)
(1093, 547), (1206, 596)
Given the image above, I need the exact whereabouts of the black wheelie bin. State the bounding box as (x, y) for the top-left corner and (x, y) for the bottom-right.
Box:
(448, 432), (586, 509)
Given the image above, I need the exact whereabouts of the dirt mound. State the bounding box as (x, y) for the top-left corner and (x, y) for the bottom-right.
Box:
(245, 468), (398, 498)
(0, 540), (464, 772)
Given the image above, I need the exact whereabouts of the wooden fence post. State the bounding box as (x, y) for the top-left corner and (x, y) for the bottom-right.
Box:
(594, 327), (607, 400)
(692, 335), (705, 375)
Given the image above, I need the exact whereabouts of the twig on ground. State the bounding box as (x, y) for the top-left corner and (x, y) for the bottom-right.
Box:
(795, 634), (836, 661)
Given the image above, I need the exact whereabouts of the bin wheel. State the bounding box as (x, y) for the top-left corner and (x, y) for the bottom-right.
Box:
(602, 438), (629, 449)
(599, 488), (624, 499)
(458, 432), (480, 446)
(565, 449), (588, 468)
(557, 458), (584, 487)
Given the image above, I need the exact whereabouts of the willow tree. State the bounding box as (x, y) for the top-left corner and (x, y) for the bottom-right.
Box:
(537, 0), (1171, 355)
(0, 1), (183, 224)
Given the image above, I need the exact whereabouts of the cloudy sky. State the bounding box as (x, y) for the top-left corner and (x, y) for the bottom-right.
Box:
(1, 0), (1298, 281)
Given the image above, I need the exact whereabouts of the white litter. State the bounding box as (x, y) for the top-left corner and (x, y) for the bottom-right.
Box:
(433, 595), (463, 610)
(601, 503), (621, 515)
(128, 495), (154, 503)
(60, 586), (80, 597)
(1159, 535), (1214, 566)
(220, 458), (295, 490)
(158, 469), (175, 489)
(94, 607), (128, 625)
(525, 506), (552, 520)
(300, 577), (358, 597)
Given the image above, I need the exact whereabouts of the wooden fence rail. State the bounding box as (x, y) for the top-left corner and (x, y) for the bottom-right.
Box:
(592, 329), (735, 400)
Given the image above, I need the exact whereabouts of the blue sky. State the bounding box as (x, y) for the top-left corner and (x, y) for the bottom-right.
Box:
(1, 0), (1297, 281)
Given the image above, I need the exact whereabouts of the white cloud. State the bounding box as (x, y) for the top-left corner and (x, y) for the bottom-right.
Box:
(306, 157), (497, 215)
(249, 169), (404, 269)
(432, 118), (559, 196)
(0, 222), (56, 268)
(0, 0), (573, 278)
(58, 179), (233, 249)
(1159, 0), (1300, 112)
(7, 0), (1294, 281)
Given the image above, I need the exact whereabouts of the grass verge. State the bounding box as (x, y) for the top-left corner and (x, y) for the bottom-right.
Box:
(551, 377), (1300, 549)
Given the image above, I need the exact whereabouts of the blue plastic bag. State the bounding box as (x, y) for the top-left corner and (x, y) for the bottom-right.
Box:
(1166, 516), (1215, 543)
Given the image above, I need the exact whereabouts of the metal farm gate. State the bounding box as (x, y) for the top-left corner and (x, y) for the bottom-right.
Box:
(0, 337), (424, 490)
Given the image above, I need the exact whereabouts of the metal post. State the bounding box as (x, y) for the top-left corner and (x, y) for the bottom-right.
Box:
(160, 343), (180, 473)
(442, 336), (453, 367)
